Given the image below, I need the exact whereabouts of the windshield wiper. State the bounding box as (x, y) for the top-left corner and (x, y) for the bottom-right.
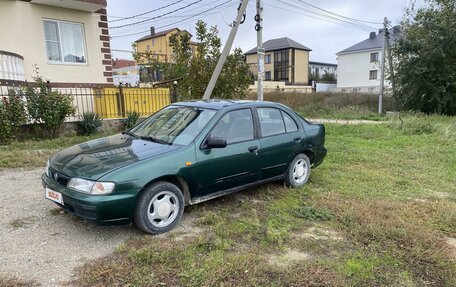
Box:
(140, 136), (171, 145)
(122, 131), (139, 139)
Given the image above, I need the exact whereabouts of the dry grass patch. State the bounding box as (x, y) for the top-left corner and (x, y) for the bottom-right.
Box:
(0, 274), (39, 287)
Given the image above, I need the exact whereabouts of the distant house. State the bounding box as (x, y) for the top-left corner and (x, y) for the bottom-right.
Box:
(134, 27), (198, 64)
(336, 28), (399, 93)
(0, 0), (113, 84)
(245, 37), (312, 85)
(309, 61), (337, 78)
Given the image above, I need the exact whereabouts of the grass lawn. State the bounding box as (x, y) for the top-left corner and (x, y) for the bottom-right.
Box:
(71, 115), (455, 287)
(0, 113), (454, 286)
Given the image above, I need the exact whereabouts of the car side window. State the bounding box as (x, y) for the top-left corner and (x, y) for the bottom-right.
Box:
(281, 111), (298, 132)
(257, 108), (286, 137)
(210, 109), (254, 144)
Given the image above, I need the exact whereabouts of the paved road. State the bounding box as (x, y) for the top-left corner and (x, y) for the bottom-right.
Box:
(308, 119), (386, 125)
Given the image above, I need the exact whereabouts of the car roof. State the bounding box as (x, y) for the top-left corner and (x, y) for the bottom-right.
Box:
(171, 99), (284, 110)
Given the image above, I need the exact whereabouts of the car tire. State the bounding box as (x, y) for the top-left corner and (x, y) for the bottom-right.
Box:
(285, 153), (311, 188)
(135, 181), (184, 235)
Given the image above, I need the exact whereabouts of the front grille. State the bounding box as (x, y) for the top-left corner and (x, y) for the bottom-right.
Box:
(49, 168), (70, 186)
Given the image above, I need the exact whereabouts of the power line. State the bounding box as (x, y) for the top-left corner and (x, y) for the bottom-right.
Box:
(108, 0), (186, 23)
(278, 0), (378, 30)
(111, 0), (233, 36)
(111, 0), (235, 38)
(266, 0), (377, 32)
(110, 0), (205, 29)
(293, 0), (383, 25)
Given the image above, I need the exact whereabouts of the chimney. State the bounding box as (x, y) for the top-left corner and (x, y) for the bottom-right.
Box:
(150, 27), (155, 36)
(369, 32), (376, 39)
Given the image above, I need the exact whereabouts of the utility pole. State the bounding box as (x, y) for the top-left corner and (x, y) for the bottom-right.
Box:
(378, 16), (388, 114)
(386, 27), (397, 111)
(203, 0), (249, 100)
(256, 0), (264, 101)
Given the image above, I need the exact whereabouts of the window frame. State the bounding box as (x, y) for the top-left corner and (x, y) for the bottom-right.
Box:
(43, 19), (88, 65)
(265, 54), (271, 64)
(265, 71), (272, 81)
(281, 110), (299, 133)
(369, 70), (378, 80)
(370, 52), (379, 63)
(256, 107), (288, 138)
(203, 108), (257, 147)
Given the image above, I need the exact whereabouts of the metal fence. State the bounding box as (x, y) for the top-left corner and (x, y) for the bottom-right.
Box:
(0, 80), (170, 122)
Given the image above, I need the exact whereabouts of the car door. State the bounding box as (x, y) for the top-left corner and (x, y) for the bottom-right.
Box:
(256, 107), (302, 179)
(193, 108), (260, 197)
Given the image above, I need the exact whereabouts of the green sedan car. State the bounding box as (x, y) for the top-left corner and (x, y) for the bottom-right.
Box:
(42, 100), (326, 234)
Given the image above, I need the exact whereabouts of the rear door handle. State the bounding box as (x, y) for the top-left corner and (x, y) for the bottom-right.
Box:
(294, 137), (302, 142)
(248, 146), (259, 153)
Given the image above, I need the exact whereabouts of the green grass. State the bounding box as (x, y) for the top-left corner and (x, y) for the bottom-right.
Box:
(72, 114), (456, 287)
(0, 133), (112, 169)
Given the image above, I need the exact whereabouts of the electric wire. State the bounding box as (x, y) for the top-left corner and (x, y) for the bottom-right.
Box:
(108, 0), (186, 23)
(110, 0), (205, 29)
(110, 0), (234, 38)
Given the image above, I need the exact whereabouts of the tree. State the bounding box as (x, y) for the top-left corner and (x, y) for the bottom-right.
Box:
(133, 20), (253, 100)
(392, 0), (456, 115)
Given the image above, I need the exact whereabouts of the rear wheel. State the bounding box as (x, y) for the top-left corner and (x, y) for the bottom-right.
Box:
(135, 181), (184, 234)
(285, 153), (311, 187)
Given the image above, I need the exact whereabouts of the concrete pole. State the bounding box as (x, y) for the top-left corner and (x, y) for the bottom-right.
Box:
(202, 0), (249, 100)
(378, 17), (387, 114)
(256, 0), (264, 101)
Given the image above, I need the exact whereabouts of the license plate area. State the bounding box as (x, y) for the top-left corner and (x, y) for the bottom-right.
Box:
(45, 187), (64, 205)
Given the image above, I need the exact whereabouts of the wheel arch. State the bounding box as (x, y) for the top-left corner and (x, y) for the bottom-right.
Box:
(140, 175), (191, 206)
(300, 149), (315, 166)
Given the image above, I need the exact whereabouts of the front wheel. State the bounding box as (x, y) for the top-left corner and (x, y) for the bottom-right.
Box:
(135, 181), (184, 234)
(285, 153), (311, 188)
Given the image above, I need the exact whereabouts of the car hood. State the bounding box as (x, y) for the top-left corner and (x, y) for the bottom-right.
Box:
(50, 134), (181, 180)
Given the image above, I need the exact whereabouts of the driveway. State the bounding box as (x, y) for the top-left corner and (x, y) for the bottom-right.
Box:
(0, 168), (141, 286)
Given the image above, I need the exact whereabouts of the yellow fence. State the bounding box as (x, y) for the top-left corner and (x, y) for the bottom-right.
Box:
(93, 87), (170, 119)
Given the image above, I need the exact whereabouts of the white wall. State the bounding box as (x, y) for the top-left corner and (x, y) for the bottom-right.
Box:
(0, 0), (107, 83)
(337, 50), (382, 88)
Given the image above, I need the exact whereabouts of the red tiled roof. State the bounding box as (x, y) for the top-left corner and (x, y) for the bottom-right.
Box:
(112, 59), (136, 69)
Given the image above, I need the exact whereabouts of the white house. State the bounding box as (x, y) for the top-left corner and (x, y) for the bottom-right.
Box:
(309, 61), (337, 78)
(336, 28), (398, 93)
(0, 0), (113, 85)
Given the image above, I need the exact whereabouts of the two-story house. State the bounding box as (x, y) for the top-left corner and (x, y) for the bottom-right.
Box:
(0, 0), (113, 85)
(134, 27), (198, 63)
(336, 28), (400, 93)
(245, 37), (311, 85)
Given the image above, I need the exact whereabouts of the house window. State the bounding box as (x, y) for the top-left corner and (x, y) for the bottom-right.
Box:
(43, 20), (86, 64)
(369, 70), (378, 80)
(265, 71), (271, 80)
(265, 54), (271, 64)
(370, 52), (379, 62)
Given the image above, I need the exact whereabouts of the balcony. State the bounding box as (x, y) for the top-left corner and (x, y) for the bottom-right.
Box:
(29, 0), (106, 12)
(0, 51), (25, 81)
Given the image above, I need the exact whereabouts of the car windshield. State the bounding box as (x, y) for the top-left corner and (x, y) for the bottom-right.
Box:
(129, 106), (216, 145)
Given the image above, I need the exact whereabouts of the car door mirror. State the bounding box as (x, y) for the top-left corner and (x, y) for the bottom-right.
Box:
(204, 137), (227, 149)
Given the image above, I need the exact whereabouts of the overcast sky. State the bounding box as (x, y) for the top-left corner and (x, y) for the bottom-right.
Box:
(108, 0), (412, 63)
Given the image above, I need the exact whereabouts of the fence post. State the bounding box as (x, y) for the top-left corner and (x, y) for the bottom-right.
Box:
(172, 81), (178, 103)
(118, 83), (126, 118)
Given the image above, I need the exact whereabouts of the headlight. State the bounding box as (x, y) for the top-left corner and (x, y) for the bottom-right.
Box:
(45, 160), (50, 177)
(67, 178), (115, 195)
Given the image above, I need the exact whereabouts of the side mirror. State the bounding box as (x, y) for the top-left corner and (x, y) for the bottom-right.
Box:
(204, 136), (227, 149)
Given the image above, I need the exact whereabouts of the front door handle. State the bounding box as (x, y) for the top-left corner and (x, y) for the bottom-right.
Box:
(248, 146), (259, 153)
(294, 136), (302, 142)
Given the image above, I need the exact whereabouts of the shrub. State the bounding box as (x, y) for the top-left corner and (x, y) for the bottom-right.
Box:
(125, 111), (141, 129)
(0, 91), (27, 144)
(25, 75), (75, 137)
(77, 112), (103, 135)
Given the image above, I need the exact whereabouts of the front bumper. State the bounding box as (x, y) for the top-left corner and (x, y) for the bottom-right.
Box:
(41, 173), (136, 225)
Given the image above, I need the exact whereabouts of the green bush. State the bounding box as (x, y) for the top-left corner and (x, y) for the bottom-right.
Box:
(0, 91), (27, 144)
(25, 75), (75, 137)
(124, 111), (141, 129)
(77, 112), (103, 135)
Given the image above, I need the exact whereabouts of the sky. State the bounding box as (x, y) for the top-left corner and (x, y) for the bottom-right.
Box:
(107, 0), (412, 64)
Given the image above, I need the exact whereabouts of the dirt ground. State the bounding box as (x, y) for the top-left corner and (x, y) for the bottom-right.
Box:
(0, 168), (198, 286)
